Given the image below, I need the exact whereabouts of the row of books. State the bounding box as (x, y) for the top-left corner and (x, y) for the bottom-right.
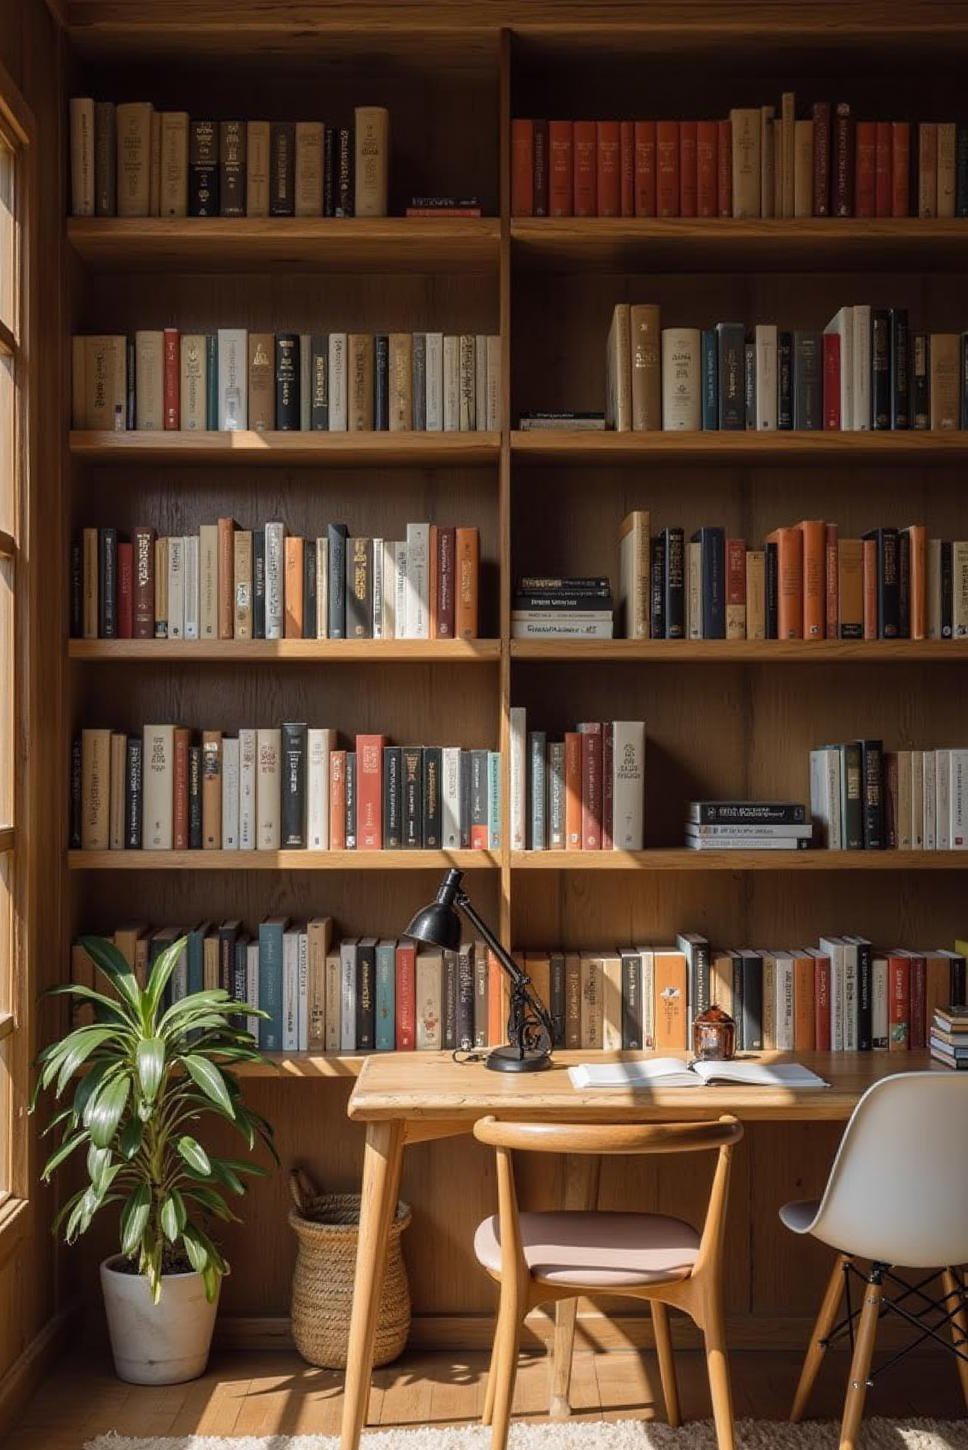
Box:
(71, 522), (481, 643)
(930, 1005), (968, 1071)
(72, 728), (501, 854)
(69, 101), (390, 219)
(511, 576), (614, 640)
(511, 109), (968, 220)
(810, 743), (968, 851)
(606, 303), (963, 433)
(684, 800), (811, 852)
(507, 711), (645, 851)
(71, 331), (501, 433)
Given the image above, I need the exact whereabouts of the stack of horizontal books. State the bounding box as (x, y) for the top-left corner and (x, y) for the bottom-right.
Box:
(930, 1005), (968, 1070)
(511, 576), (614, 640)
(685, 800), (812, 850)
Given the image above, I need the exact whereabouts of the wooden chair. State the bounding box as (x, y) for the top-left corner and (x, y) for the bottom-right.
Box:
(472, 1115), (744, 1450)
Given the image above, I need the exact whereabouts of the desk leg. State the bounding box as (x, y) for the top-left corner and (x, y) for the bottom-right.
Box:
(340, 1119), (405, 1450)
(549, 1154), (602, 1418)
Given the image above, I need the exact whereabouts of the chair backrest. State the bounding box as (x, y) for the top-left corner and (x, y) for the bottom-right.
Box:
(808, 1071), (968, 1268)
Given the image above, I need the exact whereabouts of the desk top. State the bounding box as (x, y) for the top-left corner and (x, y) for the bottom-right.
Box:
(348, 1049), (942, 1124)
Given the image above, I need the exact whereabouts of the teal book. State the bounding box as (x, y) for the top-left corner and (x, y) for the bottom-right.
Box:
(487, 750), (502, 850)
(258, 916), (288, 1051)
(205, 334), (218, 429)
(375, 939), (396, 1051)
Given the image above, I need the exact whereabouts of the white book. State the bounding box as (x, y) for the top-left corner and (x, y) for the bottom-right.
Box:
(297, 929), (309, 1052)
(166, 535), (185, 640)
(182, 535), (199, 639)
(954, 541), (968, 637)
(823, 307), (853, 431)
(239, 728), (256, 850)
(217, 328), (247, 430)
(180, 334), (207, 430)
(911, 750), (924, 848)
(841, 938), (858, 1051)
(221, 736), (240, 849)
(486, 334), (501, 429)
(315, 538), (329, 638)
(70, 98), (95, 216)
(134, 330), (164, 430)
(636, 948), (655, 1048)
(475, 334), (488, 432)
(340, 939), (358, 1052)
(773, 950), (795, 1051)
(245, 940), (260, 1040)
(509, 706), (527, 852)
(923, 747), (937, 850)
(661, 328), (702, 431)
(872, 954), (889, 1048)
(142, 724), (174, 849)
(371, 536), (384, 638)
(198, 523), (219, 640)
(569, 1058), (827, 1090)
(393, 540), (409, 638)
(299, 334), (311, 431)
(264, 521), (285, 640)
(441, 746), (462, 849)
(937, 748), (951, 849)
(256, 727), (281, 849)
(950, 749), (968, 848)
(404, 523), (429, 639)
(611, 721), (645, 850)
(754, 324), (777, 431)
(819, 935), (846, 1050)
(328, 333), (347, 429)
(809, 746), (842, 849)
(459, 333), (475, 428)
(511, 618), (614, 640)
(283, 928), (300, 1052)
(381, 540), (398, 638)
(442, 335), (460, 431)
(851, 305), (871, 430)
(307, 727), (335, 850)
(425, 332), (444, 430)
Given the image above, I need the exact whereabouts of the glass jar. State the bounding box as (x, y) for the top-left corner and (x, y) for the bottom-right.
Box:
(692, 1004), (736, 1061)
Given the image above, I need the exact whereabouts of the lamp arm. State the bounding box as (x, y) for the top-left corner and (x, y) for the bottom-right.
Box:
(453, 891), (526, 983)
(454, 890), (556, 1051)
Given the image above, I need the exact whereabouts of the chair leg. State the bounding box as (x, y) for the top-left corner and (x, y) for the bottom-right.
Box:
(942, 1268), (968, 1413)
(652, 1300), (681, 1428)
(488, 1275), (525, 1450)
(482, 1341), (496, 1426)
(838, 1267), (884, 1450)
(549, 1298), (578, 1418)
(790, 1253), (850, 1423)
(702, 1290), (736, 1450)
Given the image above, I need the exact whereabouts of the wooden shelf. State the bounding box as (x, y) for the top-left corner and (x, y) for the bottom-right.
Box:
(67, 216), (501, 274)
(68, 849), (500, 870)
(69, 638), (502, 662)
(511, 430), (968, 465)
(511, 217), (968, 273)
(510, 850), (968, 871)
(69, 430), (501, 466)
(511, 639), (968, 662)
(238, 1053), (365, 1079)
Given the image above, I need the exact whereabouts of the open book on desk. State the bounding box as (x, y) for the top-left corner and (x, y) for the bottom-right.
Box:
(568, 1058), (830, 1090)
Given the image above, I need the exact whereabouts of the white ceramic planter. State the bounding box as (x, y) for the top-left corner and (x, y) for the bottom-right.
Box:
(100, 1255), (220, 1384)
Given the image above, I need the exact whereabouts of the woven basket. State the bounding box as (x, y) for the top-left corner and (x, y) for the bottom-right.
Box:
(288, 1167), (412, 1370)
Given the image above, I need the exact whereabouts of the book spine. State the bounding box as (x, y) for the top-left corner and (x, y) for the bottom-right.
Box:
(269, 122), (295, 215)
(189, 120), (218, 216)
(219, 119), (246, 217)
(833, 102), (852, 216)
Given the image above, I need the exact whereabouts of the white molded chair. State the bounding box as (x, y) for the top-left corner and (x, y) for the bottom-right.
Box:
(781, 1071), (968, 1450)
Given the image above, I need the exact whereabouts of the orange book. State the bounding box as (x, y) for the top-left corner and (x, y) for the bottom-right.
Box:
(904, 523), (926, 640)
(798, 519), (826, 640)
(824, 522), (839, 639)
(525, 951), (551, 1020)
(428, 524), (439, 639)
(573, 120), (597, 217)
(792, 949), (816, 1052)
(510, 118), (533, 216)
(596, 120), (621, 216)
(656, 120), (679, 216)
(620, 120), (634, 216)
(862, 536), (878, 640)
(854, 119), (876, 217)
(163, 327), (179, 429)
(633, 119), (656, 216)
(891, 121), (910, 217)
(874, 120), (892, 217)
(696, 119), (718, 217)
(548, 119), (573, 216)
(201, 730), (222, 850)
(284, 535), (304, 639)
(564, 731), (582, 849)
(766, 526), (803, 639)
(217, 516), (236, 640)
(355, 734), (385, 850)
(678, 119), (697, 217)
(173, 726), (190, 850)
(487, 950), (509, 1046)
(329, 750), (346, 850)
(455, 526), (479, 639)
(653, 948), (688, 1051)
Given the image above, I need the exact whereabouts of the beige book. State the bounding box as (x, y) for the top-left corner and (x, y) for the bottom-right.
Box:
(746, 549), (766, 639)
(247, 332), (274, 431)
(116, 101), (153, 216)
(485, 333), (501, 429)
(70, 97), (95, 216)
(759, 105), (774, 218)
(294, 121), (324, 216)
(154, 537), (168, 636)
(246, 120), (270, 216)
(780, 91), (796, 218)
(324, 952), (341, 1051)
(134, 330), (164, 430)
(142, 724), (174, 850)
(772, 118), (782, 216)
(618, 509), (650, 640)
(605, 302), (632, 431)
(793, 120), (813, 217)
(234, 530), (253, 639)
(82, 527), (98, 638)
(114, 921), (148, 977)
(389, 333), (413, 430)
(629, 303), (661, 431)
(198, 523), (219, 639)
(202, 932), (219, 991)
(729, 107), (761, 218)
(937, 121), (957, 219)
(896, 748), (912, 848)
(953, 540), (968, 637)
(660, 327), (701, 431)
(347, 333), (375, 430)
(354, 106), (389, 217)
(307, 917), (333, 1051)
(929, 333), (960, 429)
(159, 111), (189, 217)
(179, 333), (206, 430)
(149, 109), (161, 216)
(81, 728), (112, 850)
(599, 953), (623, 1052)
(109, 732), (126, 850)
(474, 334), (487, 432)
(256, 727), (281, 849)
(458, 333), (475, 430)
(579, 952), (603, 1049)
(687, 540), (702, 639)
(80, 335), (127, 429)
(415, 950), (443, 1049)
(316, 538), (329, 639)
(761, 951), (777, 1050)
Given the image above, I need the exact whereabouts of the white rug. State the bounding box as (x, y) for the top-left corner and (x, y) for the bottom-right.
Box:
(85, 1421), (968, 1450)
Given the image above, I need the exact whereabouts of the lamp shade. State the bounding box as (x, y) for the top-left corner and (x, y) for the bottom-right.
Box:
(404, 868), (464, 950)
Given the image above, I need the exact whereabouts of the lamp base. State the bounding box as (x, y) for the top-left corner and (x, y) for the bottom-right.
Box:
(485, 1044), (553, 1073)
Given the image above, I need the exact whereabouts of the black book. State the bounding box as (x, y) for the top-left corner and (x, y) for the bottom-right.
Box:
(941, 540), (954, 637)
(621, 949), (643, 1050)
(777, 330), (793, 430)
(839, 740), (864, 849)
(336, 127), (353, 216)
(422, 746), (442, 848)
(716, 322), (745, 430)
(513, 592), (614, 610)
(912, 331), (929, 430)
(303, 539), (317, 640)
(374, 335), (389, 429)
(469, 749), (488, 844)
(660, 527), (685, 639)
(281, 722), (307, 848)
(792, 331), (821, 430)
(442, 949), (458, 1050)
(412, 334), (427, 431)
(872, 309), (891, 430)
(550, 951), (566, 1048)
(125, 736), (142, 849)
(947, 952), (967, 1005)
(457, 943), (475, 1051)
(269, 122), (295, 216)
(327, 523), (349, 638)
(355, 938), (376, 1051)
(956, 124), (968, 217)
(459, 749), (472, 847)
(897, 530), (910, 640)
(252, 529), (266, 639)
(217, 921), (240, 998)
(323, 126), (336, 216)
(69, 537), (83, 637)
(344, 752), (357, 849)
(402, 747), (423, 848)
(852, 936), (873, 1051)
(741, 951), (763, 1052)
(310, 335), (328, 429)
(189, 120), (219, 216)
(860, 738), (884, 849)
(962, 335), (968, 430)
(692, 526), (725, 639)
(98, 526), (117, 638)
(765, 540), (779, 638)
(383, 746), (402, 848)
(863, 527), (899, 639)
(345, 537), (373, 638)
(730, 952), (745, 1050)
(743, 341), (756, 430)
(890, 308), (909, 429)
(69, 736), (82, 848)
(649, 534), (665, 638)
(274, 333), (300, 430)
(218, 120), (246, 218)
(188, 745), (202, 849)
(688, 801), (807, 824)
(232, 934), (250, 1028)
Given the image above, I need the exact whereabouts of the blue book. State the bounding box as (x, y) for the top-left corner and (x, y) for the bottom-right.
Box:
(528, 731), (547, 850)
(700, 329), (718, 430)
(691, 526), (725, 639)
(375, 940), (396, 1051)
(205, 334), (218, 428)
(487, 751), (502, 850)
(327, 523), (349, 638)
(258, 917), (288, 1051)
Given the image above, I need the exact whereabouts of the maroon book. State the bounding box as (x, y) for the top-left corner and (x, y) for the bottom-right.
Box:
(435, 526), (455, 639)
(833, 101), (853, 217)
(132, 525), (155, 640)
(812, 101), (831, 216)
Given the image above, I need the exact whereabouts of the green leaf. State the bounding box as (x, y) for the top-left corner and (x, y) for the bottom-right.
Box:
(160, 1192), (181, 1243)
(87, 1074), (130, 1149)
(202, 1260), (221, 1303)
(44, 983), (135, 1025)
(86, 1143), (113, 1189)
(181, 1222), (210, 1273)
(136, 1038), (165, 1100)
(143, 936), (189, 1024)
(181, 1056), (234, 1116)
(41, 1130), (88, 1181)
(120, 1183), (150, 1257)
(77, 936), (143, 1014)
(71, 1058), (116, 1122)
(50, 1027), (119, 1096)
(118, 1116), (143, 1160)
(177, 1135), (211, 1176)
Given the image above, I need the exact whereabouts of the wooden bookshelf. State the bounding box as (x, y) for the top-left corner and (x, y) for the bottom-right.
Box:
(68, 849), (500, 871)
(69, 430), (501, 465)
(511, 430), (968, 464)
(509, 849), (968, 871)
(69, 638), (502, 662)
(510, 639), (968, 662)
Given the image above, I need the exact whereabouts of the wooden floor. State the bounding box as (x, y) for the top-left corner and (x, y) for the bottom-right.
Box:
(7, 1344), (965, 1446)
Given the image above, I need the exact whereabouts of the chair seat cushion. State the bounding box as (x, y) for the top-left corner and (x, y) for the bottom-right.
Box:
(779, 1198), (821, 1235)
(473, 1210), (700, 1288)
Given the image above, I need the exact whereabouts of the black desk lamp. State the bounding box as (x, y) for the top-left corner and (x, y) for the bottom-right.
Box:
(405, 867), (555, 1072)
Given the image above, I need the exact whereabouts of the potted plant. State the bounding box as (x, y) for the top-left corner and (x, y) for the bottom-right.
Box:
(34, 933), (276, 1384)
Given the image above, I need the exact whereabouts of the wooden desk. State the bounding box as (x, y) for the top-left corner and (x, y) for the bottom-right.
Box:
(339, 1049), (933, 1450)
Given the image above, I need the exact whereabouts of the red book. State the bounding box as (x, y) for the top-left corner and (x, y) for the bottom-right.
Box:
(656, 120), (679, 216)
(117, 541), (133, 639)
(853, 119), (876, 218)
(510, 118), (533, 216)
(862, 537), (877, 639)
(908, 952), (926, 1050)
(793, 951), (816, 1053)
(601, 722), (613, 850)
(824, 522), (839, 640)
(163, 327), (179, 429)
(596, 120), (621, 216)
(132, 526), (155, 639)
(564, 731), (582, 848)
(533, 118), (549, 217)
(620, 120), (634, 216)
(573, 121), (597, 217)
(875, 120), (892, 217)
(696, 120), (718, 217)
(329, 751), (346, 850)
(395, 940), (416, 1050)
(487, 950), (507, 1047)
(891, 121), (910, 216)
(888, 952), (910, 1051)
(833, 102), (853, 217)
(716, 117), (731, 216)
(355, 734), (385, 850)
(813, 950), (831, 1052)
(579, 723), (602, 850)
(633, 120), (656, 216)
(678, 119), (697, 217)
(173, 726), (190, 850)
(436, 525), (455, 638)
(812, 101), (831, 216)
(548, 119), (573, 216)
(822, 332), (841, 429)
(725, 537), (745, 638)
